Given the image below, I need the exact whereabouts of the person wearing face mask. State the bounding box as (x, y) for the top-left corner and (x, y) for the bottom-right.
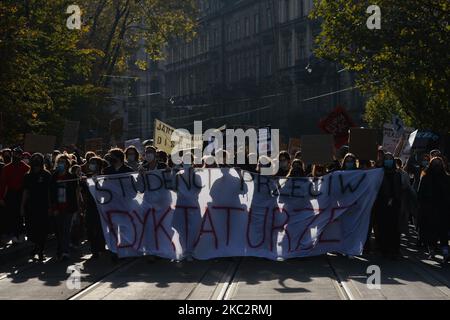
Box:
(140, 146), (158, 172)
(341, 153), (358, 171)
(20, 153), (51, 261)
(373, 152), (402, 259)
(0, 147), (30, 244)
(125, 146), (140, 171)
(286, 159), (305, 178)
(417, 157), (450, 263)
(50, 154), (80, 261)
(80, 157), (106, 258)
(103, 148), (133, 175)
(81, 151), (97, 175)
(276, 151), (291, 177)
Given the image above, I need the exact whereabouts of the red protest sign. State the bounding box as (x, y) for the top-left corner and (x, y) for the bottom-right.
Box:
(319, 106), (355, 149)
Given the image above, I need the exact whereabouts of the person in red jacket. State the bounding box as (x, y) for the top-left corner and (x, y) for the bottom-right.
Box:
(0, 147), (30, 244)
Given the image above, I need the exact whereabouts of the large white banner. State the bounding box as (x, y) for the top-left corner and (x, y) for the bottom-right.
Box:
(87, 168), (384, 260)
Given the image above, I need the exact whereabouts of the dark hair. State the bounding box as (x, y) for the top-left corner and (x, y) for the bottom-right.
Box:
(395, 157), (403, 168)
(54, 154), (71, 171)
(294, 150), (302, 159)
(145, 145), (157, 153)
(85, 151), (96, 160)
(109, 148), (125, 163)
(279, 151), (291, 161)
(287, 159), (305, 178)
(125, 146), (139, 156)
(341, 153), (357, 169)
(156, 150), (168, 163)
(30, 153), (45, 169)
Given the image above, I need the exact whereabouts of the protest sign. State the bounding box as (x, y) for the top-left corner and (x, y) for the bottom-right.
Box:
(62, 120), (80, 146)
(24, 134), (56, 154)
(382, 124), (415, 155)
(87, 168), (383, 260)
(154, 119), (193, 154)
(301, 135), (334, 165)
(319, 106), (355, 149)
(349, 128), (378, 161)
(258, 127), (272, 156)
(125, 138), (144, 155)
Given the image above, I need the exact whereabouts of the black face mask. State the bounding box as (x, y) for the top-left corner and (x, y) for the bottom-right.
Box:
(31, 160), (43, 168)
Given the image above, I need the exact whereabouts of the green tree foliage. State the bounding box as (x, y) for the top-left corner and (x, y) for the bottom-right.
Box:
(311, 0), (449, 133)
(0, 0), (197, 145)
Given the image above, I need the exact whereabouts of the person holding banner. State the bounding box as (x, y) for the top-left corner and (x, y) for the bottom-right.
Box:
(373, 152), (402, 259)
(0, 147), (30, 244)
(417, 157), (450, 263)
(20, 153), (51, 261)
(80, 157), (106, 259)
(50, 154), (80, 261)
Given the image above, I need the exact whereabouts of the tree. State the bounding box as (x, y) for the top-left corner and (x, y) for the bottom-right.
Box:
(0, 0), (198, 145)
(0, 0), (102, 144)
(311, 0), (449, 133)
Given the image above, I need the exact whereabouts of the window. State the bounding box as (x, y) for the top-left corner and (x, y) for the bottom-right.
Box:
(284, 0), (290, 22)
(266, 8), (272, 28)
(297, 35), (306, 60)
(283, 39), (292, 67)
(227, 24), (232, 42)
(254, 14), (260, 34)
(244, 17), (250, 37)
(235, 20), (241, 40)
(298, 0), (304, 18)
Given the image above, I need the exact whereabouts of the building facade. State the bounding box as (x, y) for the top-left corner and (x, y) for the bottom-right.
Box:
(163, 0), (365, 141)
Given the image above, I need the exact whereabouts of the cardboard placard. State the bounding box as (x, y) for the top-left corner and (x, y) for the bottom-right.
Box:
(301, 135), (334, 165)
(125, 138), (144, 155)
(349, 128), (378, 161)
(24, 134), (56, 154)
(62, 120), (80, 146)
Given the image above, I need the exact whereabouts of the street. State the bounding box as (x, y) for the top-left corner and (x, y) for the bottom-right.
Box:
(0, 230), (448, 300)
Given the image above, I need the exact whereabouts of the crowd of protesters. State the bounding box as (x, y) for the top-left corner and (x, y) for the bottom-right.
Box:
(0, 140), (449, 264)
